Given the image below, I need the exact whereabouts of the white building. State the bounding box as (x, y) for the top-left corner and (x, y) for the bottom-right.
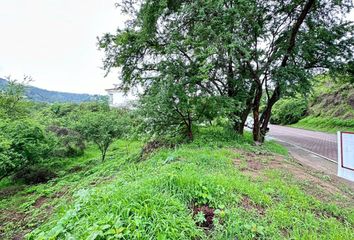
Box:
(105, 84), (135, 108)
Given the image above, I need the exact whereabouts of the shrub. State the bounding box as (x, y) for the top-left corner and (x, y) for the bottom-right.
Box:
(13, 166), (57, 184)
(0, 134), (24, 181)
(271, 98), (308, 125)
(0, 119), (52, 180)
(47, 125), (85, 157)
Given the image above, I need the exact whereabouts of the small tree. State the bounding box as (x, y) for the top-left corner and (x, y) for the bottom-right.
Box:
(75, 111), (125, 161)
(0, 77), (29, 119)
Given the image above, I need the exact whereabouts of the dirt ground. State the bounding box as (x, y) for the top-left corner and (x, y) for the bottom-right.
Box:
(233, 149), (354, 209)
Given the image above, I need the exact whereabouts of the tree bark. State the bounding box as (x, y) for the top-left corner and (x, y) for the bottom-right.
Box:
(186, 123), (193, 141)
(186, 113), (194, 141)
(234, 103), (252, 135)
(252, 85), (263, 142)
(232, 82), (256, 135)
(260, 86), (281, 141)
(257, 0), (316, 142)
(101, 149), (107, 161)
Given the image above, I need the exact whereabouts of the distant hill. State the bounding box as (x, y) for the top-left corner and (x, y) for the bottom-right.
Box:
(0, 78), (103, 103)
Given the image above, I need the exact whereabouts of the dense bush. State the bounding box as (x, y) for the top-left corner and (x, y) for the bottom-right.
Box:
(271, 98), (308, 125)
(13, 166), (57, 184)
(0, 119), (52, 180)
(47, 125), (85, 157)
(0, 134), (23, 181)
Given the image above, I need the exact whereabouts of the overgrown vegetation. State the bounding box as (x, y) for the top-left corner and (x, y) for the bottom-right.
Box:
(271, 98), (308, 125)
(0, 79), (131, 182)
(290, 75), (354, 132)
(1, 79), (353, 239)
(2, 126), (354, 239)
(293, 116), (354, 133)
(1, 0), (354, 239)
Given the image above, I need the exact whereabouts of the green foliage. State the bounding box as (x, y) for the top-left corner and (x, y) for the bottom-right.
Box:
(271, 98), (308, 125)
(290, 74), (354, 132)
(139, 81), (233, 141)
(100, 0), (354, 142)
(74, 110), (127, 161)
(0, 78), (29, 119)
(0, 134), (23, 181)
(47, 125), (85, 157)
(22, 129), (353, 239)
(0, 119), (52, 180)
(293, 116), (354, 133)
(310, 75), (354, 120)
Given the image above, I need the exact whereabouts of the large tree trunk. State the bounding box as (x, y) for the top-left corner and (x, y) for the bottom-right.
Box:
(252, 85), (263, 142)
(186, 113), (194, 141)
(254, 0), (316, 143)
(259, 86), (281, 141)
(234, 104), (252, 135)
(233, 83), (256, 135)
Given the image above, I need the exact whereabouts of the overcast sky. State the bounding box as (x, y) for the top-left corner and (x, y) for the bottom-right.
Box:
(0, 1), (353, 94)
(0, 0), (125, 94)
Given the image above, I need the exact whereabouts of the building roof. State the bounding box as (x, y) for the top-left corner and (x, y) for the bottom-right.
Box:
(105, 88), (119, 92)
(105, 84), (121, 92)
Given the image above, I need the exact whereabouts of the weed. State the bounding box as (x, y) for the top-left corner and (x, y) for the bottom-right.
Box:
(1, 129), (353, 239)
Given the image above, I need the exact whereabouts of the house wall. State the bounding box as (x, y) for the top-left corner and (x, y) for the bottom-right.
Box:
(107, 90), (128, 107)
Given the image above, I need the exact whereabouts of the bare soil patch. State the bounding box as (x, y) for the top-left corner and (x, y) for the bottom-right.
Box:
(0, 210), (27, 239)
(34, 196), (48, 208)
(0, 185), (25, 199)
(192, 204), (215, 230)
(240, 196), (265, 215)
(232, 149), (354, 208)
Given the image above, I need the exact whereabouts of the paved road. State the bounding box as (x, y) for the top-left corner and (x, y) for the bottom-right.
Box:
(268, 124), (337, 162)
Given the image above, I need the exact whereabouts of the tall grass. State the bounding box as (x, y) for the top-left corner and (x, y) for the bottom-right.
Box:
(24, 128), (353, 239)
(292, 116), (354, 133)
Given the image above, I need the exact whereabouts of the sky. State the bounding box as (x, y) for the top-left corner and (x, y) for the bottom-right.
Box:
(0, 0), (125, 94)
(0, 1), (353, 95)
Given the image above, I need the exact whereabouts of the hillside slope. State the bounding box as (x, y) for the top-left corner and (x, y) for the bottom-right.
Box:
(293, 77), (354, 133)
(0, 78), (102, 103)
(309, 81), (354, 120)
(1, 128), (353, 239)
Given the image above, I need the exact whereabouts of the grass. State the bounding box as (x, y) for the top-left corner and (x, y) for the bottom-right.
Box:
(292, 116), (354, 133)
(1, 127), (354, 239)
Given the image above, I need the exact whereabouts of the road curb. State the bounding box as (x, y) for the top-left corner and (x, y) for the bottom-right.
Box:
(269, 137), (337, 164)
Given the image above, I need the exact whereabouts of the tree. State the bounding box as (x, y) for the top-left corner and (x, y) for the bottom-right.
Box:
(75, 111), (126, 161)
(100, 0), (354, 142)
(139, 79), (230, 140)
(0, 77), (30, 119)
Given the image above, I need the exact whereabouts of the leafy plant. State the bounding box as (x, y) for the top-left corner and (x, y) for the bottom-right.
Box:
(47, 125), (85, 157)
(0, 119), (51, 180)
(271, 98), (308, 125)
(194, 211), (206, 224)
(0, 77), (29, 119)
(13, 166), (57, 184)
